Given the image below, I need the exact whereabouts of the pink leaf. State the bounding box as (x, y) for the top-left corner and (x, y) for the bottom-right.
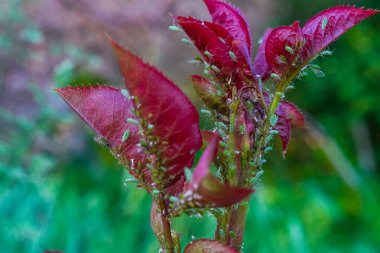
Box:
(265, 21), (304, 78)
(108, 36), (202, 187)
(176, 16), (236, 75)
(182, 136), (253, 208)
(253, 28), (272, 80)
(302, 6), (379, 60)
(204, 0), (252, 57)
(184, 239), (239, 253)
(56, 86), (150, 181)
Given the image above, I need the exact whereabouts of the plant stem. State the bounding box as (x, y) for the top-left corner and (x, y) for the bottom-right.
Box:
(158, 196), (175, 253)
(226, 202), (249, 250)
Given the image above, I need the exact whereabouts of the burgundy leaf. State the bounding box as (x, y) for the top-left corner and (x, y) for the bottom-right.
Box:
(182, 136), (253, 208)
(274, 101), (305, 154)
(191, 75), (227, 114)
(265, 21), (304, 78)
(56, 86), (150, 181)
(204, 22), (252, 73)
(108, 36), (202, 188)
(302, 6), (379, 60)
(184, 239), (239, 253)
(274, 110), (291, 154)
(176, 16), (236, 75)
(279, 101), (305, 128)
(253, 28), (272, 80)
(204, 0), (253, 57)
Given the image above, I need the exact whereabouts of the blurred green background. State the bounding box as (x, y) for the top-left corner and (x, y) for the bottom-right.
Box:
(1, 0), (380, 252)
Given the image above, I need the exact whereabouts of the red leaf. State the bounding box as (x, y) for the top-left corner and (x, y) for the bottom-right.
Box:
(182, 137), (253, 208)
(274, 109), (291, 154)
(253, 28), (272, 80)
(274, 101), (305, 154)
(204, 0), (252, 57)
(280, 101), (305, 128)
(265, 21), (304, 78)
(108, 36), (202, 187)
(184, 239), (239, 253)
(302, 6), (379, 60)
(176, 16), (236, 75)
(56, 86), (150, 181)
(204, 22), (252, 72)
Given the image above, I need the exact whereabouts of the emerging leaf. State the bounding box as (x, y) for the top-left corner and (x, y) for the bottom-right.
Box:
(204, 0), (253, 58)
(302, 6), (379, 60)
(191, 75), (227, 114)
(181, 136), (253, 208)
(184, 239), (239, 253)
(109, 36), (202, 189)
(56, 86), (150, 182)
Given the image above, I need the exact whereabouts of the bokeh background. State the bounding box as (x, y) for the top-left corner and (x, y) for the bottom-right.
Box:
(1, 0), (380, 252)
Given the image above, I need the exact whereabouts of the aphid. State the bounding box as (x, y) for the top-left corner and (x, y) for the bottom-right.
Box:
(127, 118), (139, 125)
(276, 55), (287, 64)
(168, 25), (181, 32)
(270, 73), (281, 81)
(201, 109), (212, 116)
(270, 114), (278, 126)
(122, 130), (130, 142)
(215, 121), (228, 130)
(121, 88), (130, 98)
(185, 168), (192, 181)
(181, 38), (192, 45)
(322, 17), (328, 30)
(204, 51), (212, 57)
(239, 125), (245, 135)
(229, 51), (237, 61)
(285, 45), (295, 54)
(211, 65), (221, 73)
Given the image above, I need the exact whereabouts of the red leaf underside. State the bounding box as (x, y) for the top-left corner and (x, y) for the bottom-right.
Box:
(109, 37), (202, 189)
(279, 101), (305, 128)
(56, 86), (150, 181)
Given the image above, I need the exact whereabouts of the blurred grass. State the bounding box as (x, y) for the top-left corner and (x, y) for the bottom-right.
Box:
(1, 0), (380, 252)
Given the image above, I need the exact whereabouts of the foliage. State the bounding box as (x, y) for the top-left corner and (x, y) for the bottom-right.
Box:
(55, 0), (378, 252)
(1, 0), (380, 253)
